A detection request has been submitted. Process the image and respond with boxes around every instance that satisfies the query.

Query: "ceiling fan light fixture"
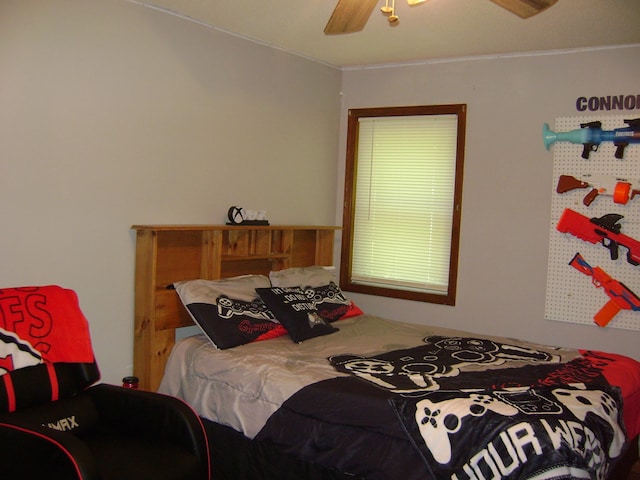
[381,0,399,24]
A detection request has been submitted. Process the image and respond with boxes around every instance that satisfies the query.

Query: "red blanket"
[585,349,640,440]
[0,286,97,411]
[0,286,94,370]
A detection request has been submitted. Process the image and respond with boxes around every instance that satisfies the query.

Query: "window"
[340,104,466,305]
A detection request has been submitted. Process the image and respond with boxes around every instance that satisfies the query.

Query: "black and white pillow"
[174,275,286,350]
[256,286,338,343]
[269,266,364,322]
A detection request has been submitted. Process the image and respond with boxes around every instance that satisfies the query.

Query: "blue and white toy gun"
[543,119,640,159]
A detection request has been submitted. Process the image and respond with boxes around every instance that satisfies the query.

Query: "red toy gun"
[556,174,640,206]
[557,208,640,265]
[569,252,640,327]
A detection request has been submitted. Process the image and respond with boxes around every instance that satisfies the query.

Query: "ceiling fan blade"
[324,0,380,35]
[407,0,428,5]
[489,0,558,18]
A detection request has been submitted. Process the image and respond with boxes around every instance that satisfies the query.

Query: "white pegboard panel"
[545,115,640,331]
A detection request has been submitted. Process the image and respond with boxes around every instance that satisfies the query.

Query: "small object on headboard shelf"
[227,206,270,225]
[131,224,340,391]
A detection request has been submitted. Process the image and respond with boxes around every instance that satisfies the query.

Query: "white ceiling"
[131,0,640,68]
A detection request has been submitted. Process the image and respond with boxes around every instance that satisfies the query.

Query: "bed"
[132,225,640,480]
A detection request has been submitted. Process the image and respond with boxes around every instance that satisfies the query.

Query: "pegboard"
[545,115,640,331]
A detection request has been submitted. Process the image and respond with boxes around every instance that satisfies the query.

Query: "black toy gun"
[543,118,640,159]
[556,208,640,265]
[556,174,640,206]
[569,252,640,327]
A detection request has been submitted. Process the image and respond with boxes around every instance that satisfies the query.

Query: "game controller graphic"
[423,336,560,369]
[494,388,562,415]
[302,282,348,306]
[551,387,625,458]
[415,393,519,464]
[330,335,562,395]
[216,295,275,320]
[331,355,438,393]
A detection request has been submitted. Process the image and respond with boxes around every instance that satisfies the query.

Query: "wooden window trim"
[339,104,466,305]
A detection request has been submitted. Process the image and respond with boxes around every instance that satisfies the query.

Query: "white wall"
[338,46,640,360]
[0,0,342,384]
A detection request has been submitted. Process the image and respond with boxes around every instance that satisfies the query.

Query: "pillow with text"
[174,275,286,349]
[256,286,338,343]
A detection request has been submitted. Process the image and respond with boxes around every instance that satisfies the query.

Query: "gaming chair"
[0,285,210,479]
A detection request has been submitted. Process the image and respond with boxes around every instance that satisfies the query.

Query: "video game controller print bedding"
[330,336,628,480]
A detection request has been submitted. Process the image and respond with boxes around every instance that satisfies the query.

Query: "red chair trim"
[46,362,59,402]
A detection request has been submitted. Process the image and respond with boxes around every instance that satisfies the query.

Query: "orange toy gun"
[557,208,640,265]
[569,252,640,327]
[556,174,640,206]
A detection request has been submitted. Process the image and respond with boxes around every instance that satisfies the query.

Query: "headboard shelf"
[132,224,340,391]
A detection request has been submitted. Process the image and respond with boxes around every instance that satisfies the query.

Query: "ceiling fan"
[324,0,558,34]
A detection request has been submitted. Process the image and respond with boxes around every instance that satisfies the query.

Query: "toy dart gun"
[556,208,640,265]
[569,252,640,327]
[556,174,640,206]
[543,118,640,159]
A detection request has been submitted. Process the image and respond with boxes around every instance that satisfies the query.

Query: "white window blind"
[352,114,458,294]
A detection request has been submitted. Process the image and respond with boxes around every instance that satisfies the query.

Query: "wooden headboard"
[132,225,339,391]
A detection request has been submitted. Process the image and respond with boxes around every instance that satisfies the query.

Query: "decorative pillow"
[269,266,364,322]
[269,266,336,288]
[298,282,364,323]
[255,287,338,343]
[174,276,287,350]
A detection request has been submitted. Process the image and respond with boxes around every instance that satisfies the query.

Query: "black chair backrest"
[0,361,100,412]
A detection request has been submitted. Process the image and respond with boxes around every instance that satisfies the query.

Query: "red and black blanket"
[257,335,638,480]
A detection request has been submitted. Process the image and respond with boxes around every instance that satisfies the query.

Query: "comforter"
[159,315,640,480]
